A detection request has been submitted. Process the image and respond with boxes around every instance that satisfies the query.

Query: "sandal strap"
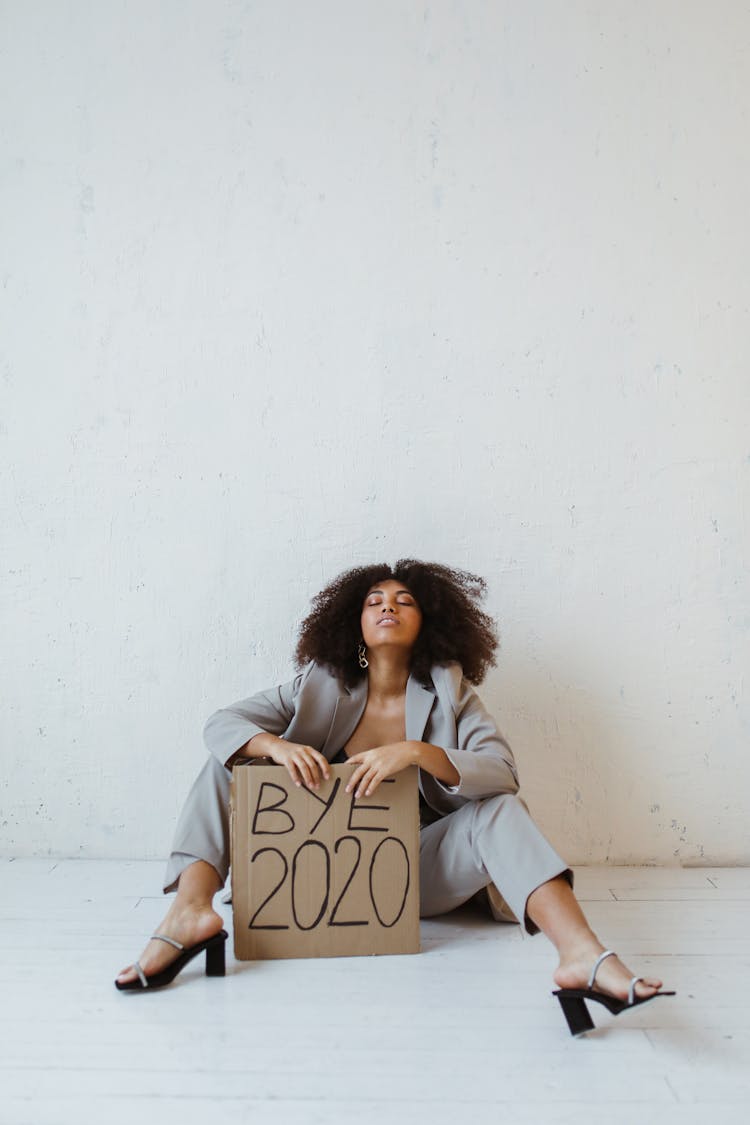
[588,949,616,989]
[628,976,644,1006]
[150,933,185,951]
[134,961,148,989]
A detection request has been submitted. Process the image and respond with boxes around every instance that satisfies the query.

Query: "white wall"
[2,0,748,865]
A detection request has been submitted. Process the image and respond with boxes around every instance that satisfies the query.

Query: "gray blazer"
[203,661,520,819]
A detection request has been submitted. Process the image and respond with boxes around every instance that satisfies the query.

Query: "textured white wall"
[2,1,748,865]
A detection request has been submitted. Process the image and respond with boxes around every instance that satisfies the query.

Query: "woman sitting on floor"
[116,559,672,1034]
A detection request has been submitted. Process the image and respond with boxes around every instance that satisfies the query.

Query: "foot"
[553,941,663,1003]
[116,903,224,987]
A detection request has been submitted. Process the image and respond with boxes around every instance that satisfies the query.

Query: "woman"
[116,560,672,1034]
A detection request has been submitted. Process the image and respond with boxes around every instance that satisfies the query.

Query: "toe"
[634,976,662,998]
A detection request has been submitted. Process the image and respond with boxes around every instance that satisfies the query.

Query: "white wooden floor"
[1,861,749,1125]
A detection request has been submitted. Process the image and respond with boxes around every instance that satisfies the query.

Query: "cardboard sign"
[230,763,421,960]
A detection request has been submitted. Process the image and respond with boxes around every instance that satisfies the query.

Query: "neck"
[364,649,411,701]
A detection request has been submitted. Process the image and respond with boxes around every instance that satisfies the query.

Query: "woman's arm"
[233,730,330,791]
[203,664,314,767]
[414,742,460,788]
[429,670,519,801]
[346,740,458,798]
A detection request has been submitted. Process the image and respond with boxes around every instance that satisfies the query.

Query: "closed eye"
[366,597,415,607]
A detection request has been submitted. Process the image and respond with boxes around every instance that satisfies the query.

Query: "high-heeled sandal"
[115,929,228,991]
[552,949,676,1035]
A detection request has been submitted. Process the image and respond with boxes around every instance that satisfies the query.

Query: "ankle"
[171,896,218,917]
[557,929,602,965]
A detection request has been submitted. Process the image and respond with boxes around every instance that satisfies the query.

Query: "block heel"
[555,994,595,1036]
[205,933,226,976]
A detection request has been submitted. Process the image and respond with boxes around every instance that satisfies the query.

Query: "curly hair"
[294,559,499,688]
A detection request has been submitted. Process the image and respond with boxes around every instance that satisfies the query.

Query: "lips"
[377,618,399,626]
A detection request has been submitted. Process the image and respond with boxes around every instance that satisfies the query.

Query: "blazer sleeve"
[437,675,520,801]
[203,663,313,768]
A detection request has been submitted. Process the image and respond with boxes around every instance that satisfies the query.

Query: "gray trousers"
[164,757,571,935]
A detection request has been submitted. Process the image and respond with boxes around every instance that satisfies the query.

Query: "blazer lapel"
[321,678,368,757]
[405,674,436,742]
[321,672,436,757]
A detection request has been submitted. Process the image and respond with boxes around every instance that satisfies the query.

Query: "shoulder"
[429,661,472,707]
[295,659,344,698]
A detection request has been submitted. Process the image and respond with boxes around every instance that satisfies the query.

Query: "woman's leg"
[420,794,662,1000]
[419,793,569,929]
[116,860,224,986]
[116,755,232,986]
[526,874,662,1001]
[163,755,234,892]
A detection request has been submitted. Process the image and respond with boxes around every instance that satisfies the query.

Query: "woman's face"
[360,578,423,654]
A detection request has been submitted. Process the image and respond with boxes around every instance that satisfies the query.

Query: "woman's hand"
[266,738,331,790]
[345,741,420,798]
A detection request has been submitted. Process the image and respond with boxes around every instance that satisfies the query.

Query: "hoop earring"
[357,642,369,669]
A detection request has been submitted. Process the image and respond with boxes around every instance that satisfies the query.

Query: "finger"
[346,764,367,793]
[345,765,364,793]
[286,760,303,788]
[310,750,330,780]
[356,767,379,798]
[363,770,383,797]
[299,752,319,788]
[307,749,328,783]
[295,753,317,789]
